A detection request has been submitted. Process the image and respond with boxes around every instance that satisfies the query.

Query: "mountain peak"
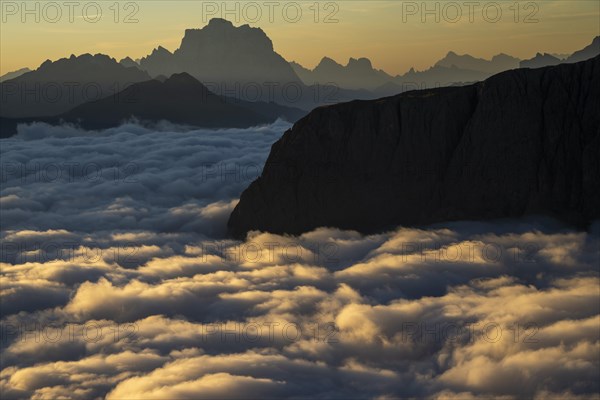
[207,17,233,26]
[565,36,600,63]
[139,18,299,89]
[153,46,172,55]
[316,57,342,69]
[179,18,274,54]
[165,71,202,85]
[347,57,373,70]
[162,72,215,95]
[119,57,139,68]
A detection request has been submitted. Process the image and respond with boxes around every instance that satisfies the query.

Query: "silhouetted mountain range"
[567,36,600,63]
[291,57,393,91]
[0,73,306,136]
[119,57,140,69]
[138,18,374,109]
[1,20,598,136]
[0,54,151,118]
[292,36,598,94]
[140,18,299,86]
[520,37,599,69]
[520,53,562,69]
[292,55,494,95]
[0,67,31,82]
[228,56,600,238]
[434,51,520,74]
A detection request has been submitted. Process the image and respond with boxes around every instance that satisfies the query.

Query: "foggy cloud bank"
[1,123,598,399]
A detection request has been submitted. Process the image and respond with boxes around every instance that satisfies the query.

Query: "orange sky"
[1,0,599,75]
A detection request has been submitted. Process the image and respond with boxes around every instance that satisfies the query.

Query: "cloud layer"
[1,123,599,399]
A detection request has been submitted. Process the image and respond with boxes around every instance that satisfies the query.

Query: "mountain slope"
[228,56,600,238]
[60,72,268,129]
[435,51,520,74]
[294,57,393,90]
[520,53,562,69]
[0,67,31,82]
[566,36,600,63]
[0,73,306,136]
[0,54,151,118]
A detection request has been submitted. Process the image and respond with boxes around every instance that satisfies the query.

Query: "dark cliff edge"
[228,56,600,238]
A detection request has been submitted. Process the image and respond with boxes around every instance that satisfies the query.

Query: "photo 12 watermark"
[400,1,540,23]
[200,1,340,24]
[1,1,141,23]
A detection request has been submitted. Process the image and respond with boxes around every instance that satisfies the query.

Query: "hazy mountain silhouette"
[137,19,379,110]
[2,24,597,124]
[119,57,140,69]
[0,73,306,136]
[520,53,562,69]
[292,57,393,90]
[434,51,520,74]
[518,37,599,69]
[0,67,31,82]
[0,54,151,118]
[139,46,175,77]
[289,61,312,84]
[132,20,599,106]
[292,52,520,93]
[566,36,600,63]
[372,81,405,97]
[140,18,300,85]
[291,37,597,95]
[292,52,522,94]
[228,56,600,238]
[392,65,489,91]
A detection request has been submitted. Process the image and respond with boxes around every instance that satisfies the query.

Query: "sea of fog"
[1,122,599,399]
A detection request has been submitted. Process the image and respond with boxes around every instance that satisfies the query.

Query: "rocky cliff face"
[228,56,600,238]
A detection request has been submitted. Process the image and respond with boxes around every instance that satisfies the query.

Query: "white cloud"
[1,123,598,399]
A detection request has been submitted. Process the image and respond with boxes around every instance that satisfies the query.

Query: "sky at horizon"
[1,0,599,75]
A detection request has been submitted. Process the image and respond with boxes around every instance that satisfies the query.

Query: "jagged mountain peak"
[152,46,172,55]
[347,57,373,70]
[207,17,233,26]
[180,17,274,52]
[316,56,342,68]
[37,53,120,72]
[164,71,209,88]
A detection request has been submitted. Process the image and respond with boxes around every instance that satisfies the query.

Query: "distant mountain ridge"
[140,18,300,85]
[137,18,376,110]
[228,56,600,238]
[567,36,600,63]
[0,67,31,82]
[434,51,520,74]
[1,21,598,132]
[292,57,393,91]
[0,73,306,137]
[520,53,562,69]
[292,36,599,94]
[520,37,599,69]
[0,54,151,118]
